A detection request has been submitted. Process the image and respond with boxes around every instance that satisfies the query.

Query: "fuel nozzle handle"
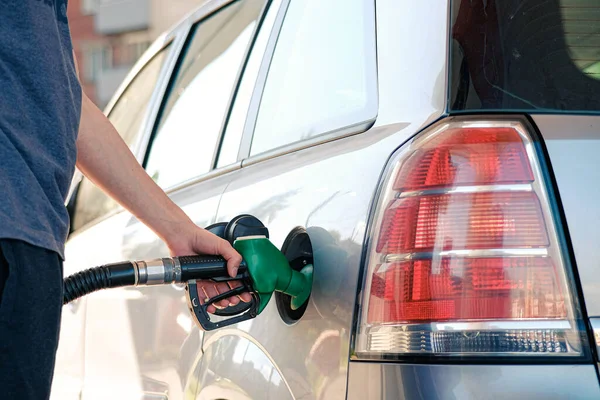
[134,255,247,285]
[177,256,247,281]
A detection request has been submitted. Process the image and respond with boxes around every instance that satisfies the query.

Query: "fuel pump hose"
[62,234,314,331]
[63,255,246,304]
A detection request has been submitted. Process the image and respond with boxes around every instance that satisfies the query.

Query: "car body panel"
[196,333,293,400]
[532,115,600,317]
[347,363,600,399]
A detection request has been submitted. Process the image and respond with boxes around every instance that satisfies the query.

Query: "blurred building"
[68,0,204,108]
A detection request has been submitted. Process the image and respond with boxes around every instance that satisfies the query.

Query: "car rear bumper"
[347,362,600,399]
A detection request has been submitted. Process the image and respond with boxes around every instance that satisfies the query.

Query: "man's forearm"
[76,92,194,243]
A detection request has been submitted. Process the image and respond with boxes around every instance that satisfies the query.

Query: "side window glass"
[217,0,282,168]
[250,0,377,156]
[107,46,171,151]
[72,47,170,232]
[144,0,265,190]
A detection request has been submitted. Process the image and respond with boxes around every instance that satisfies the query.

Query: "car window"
[144,0,266,190]
[450,0,600,112]
[72,46,171,232]
[106,46,171,151]
[217,0,282,168]
[249,0,377,156]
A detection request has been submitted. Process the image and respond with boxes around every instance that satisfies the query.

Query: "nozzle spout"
[285,264,313,310]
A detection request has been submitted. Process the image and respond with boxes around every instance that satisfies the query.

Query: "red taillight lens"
[377,192,549,254]
[368,257,565,324]
[393,127,534,191]
[355,119,582,357]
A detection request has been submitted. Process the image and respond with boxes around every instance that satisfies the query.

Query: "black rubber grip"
[179,255,247,281]
[63,262,135,305]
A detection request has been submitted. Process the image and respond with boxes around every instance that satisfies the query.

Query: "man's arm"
[73,55,249,311]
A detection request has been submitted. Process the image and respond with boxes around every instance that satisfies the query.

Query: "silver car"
[52,0,600,399]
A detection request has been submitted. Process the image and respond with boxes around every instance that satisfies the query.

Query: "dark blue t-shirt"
[0,0,82,259]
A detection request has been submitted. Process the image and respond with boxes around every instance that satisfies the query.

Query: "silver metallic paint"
[347,363,600,399]
[532,115,600,317]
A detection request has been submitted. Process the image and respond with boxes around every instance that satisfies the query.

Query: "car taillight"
[354,118,584,358]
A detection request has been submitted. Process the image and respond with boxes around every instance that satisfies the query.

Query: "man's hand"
[166,224,252,314]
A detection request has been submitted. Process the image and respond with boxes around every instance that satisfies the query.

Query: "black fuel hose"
[63,256,247,305]
[63,262,136,304]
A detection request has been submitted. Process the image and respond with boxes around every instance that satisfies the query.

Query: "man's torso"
[0,0,82,258]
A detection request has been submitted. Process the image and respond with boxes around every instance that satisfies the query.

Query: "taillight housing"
[353,117,585,359]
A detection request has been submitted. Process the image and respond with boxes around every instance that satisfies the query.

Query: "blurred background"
[67,0,205,109]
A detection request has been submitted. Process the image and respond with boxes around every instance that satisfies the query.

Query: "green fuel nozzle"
[234,236,313,313]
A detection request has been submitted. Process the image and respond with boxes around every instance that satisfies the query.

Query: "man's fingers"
[197,277,253,314]
[198,281,244,312]
[239,292,252,302]
[214,282,234,307]
[227,281,252,303]
[218,239,243,278]
[216,281,241,306]
[201,282,229,309]
[206,304,217,313]
[200,283,219,302]
[226,256,242,278]
[227,281,250,304]
[198,284,217,313]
